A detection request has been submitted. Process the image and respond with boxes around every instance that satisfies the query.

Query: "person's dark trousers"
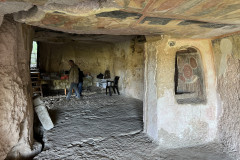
[75,82,83,96]
[67,82,80,100]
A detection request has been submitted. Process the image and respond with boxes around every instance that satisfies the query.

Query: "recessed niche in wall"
[174,47,206,104]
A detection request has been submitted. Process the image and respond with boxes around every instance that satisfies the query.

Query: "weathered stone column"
[143,36,161,141]
[0,17,34,159]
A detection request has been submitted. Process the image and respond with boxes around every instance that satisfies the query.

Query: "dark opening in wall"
[174,47,206,104]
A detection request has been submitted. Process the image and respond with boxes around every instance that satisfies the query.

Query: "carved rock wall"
[212,36,240,160]
[38,41,114,81]
[113,38,145,100]
[0,17,34,159]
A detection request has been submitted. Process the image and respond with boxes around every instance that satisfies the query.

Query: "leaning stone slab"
[33,97,54,130]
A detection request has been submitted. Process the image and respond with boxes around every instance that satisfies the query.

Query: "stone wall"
[144,36,219,148]
[212,36,240,159]
[113,39,144,100]
[0,17,34,159]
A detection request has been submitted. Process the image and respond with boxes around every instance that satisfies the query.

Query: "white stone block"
[33,97,44,107]
[35,105,54,130]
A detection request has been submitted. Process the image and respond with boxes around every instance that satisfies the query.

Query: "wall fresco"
[175,48,206,104]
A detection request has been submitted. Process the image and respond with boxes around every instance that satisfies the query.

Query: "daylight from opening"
[31,41,37,68]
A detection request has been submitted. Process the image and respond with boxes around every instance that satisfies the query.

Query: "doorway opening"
[30,41,38,69]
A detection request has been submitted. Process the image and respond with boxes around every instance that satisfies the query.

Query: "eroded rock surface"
[0,17,36,159]
[212,35,240,160]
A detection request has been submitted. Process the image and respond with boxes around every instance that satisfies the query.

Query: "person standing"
[66,60,80,100]
[75,68,84,96]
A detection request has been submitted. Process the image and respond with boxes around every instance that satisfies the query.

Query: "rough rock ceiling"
[34,27,136,44]
[2,0,240,38]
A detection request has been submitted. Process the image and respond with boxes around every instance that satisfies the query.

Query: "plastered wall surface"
[212,36,240,159]
[39,42,114,81]
[113,39,144,100]
[144,36,219,148]
[0,17,34,159]
[143,39,158,140]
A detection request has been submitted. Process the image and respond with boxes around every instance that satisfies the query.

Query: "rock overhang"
[2,0,240,38]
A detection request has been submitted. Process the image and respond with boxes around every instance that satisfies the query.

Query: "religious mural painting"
[175,47,206,104]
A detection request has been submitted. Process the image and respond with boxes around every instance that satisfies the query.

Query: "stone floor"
[34,93,233,160]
